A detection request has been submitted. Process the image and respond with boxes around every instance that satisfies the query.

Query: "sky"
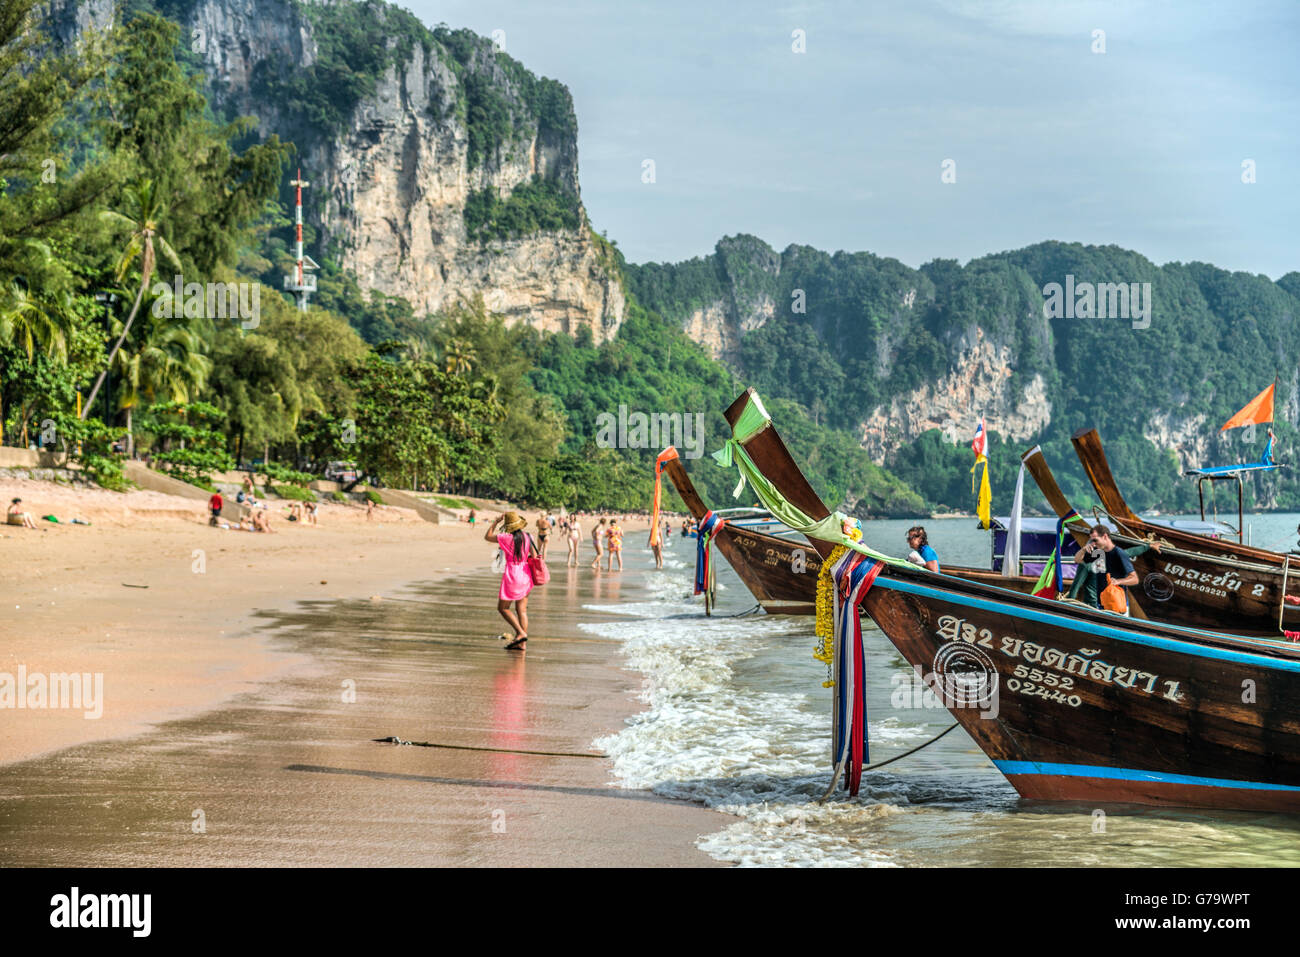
[409,0,1300,277]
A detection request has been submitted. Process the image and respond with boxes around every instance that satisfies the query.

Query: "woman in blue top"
[906,526,940,572]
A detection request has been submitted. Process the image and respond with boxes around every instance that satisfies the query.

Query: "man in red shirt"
[208,492,223,526]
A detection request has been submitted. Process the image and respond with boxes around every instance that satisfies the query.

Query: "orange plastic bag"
[1100,575,1128,614]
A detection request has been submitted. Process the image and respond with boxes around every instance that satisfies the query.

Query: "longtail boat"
[660,446,821,614]
[660,447,1040,616]
[1065,428,1300,634]
[720,387,1300,812]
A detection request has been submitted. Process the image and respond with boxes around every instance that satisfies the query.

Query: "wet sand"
[0,482,725,865]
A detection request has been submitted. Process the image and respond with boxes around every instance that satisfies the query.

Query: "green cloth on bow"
[713,392,909,569]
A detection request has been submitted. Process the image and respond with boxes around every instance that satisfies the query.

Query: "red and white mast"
[283,167,317,311]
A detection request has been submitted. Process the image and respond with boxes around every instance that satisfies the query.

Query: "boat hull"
[864,569,1300,812]
[713,523,820,615]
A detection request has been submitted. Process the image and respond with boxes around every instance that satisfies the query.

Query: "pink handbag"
[526,535,550,585]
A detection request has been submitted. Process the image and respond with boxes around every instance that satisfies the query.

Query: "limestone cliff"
[53,0,625,341]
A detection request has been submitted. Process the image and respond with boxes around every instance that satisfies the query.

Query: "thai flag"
[971,417,987,458]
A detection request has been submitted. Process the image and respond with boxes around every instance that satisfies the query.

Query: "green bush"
[259,462,314,487]
[364,490,384,505]
[331,490,347,502]
[273,484,317,501]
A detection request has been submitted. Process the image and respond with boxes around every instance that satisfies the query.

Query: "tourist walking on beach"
[487,512,533,649]
[536,512,551,560]
[607,519,624,571]
[590,517,606,569]
[567,517,582,567]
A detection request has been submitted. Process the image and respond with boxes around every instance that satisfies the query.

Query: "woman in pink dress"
[486,511,534,650]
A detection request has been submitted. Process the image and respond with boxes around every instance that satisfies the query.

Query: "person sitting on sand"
[487,512,534,650]
[252,509,273,533]
[7,498,37,529]
[606,520,623,572]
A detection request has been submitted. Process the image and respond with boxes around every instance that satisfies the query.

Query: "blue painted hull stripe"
[994,761,1300,792]
[874,575,1300,673]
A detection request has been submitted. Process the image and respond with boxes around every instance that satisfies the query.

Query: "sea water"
[590,517,1300,866]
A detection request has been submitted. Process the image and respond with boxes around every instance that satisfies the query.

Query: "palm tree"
[81,179,182,421]
[443,337,475,376]
[0,282,69,444]
[115,313,211,456]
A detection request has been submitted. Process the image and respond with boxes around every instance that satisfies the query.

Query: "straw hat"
[501,511,527,533]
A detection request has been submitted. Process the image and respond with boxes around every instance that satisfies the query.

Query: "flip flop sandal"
[505,635,528,650]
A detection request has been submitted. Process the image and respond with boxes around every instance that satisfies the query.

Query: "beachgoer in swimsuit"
[591,517,606,569]
[607,521,623,571]
[536,513,551,560]
[7,498,37,529]
[567,518,581,567]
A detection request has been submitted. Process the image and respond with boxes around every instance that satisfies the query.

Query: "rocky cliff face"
[859,331,1051,464]
[55,0,625,341]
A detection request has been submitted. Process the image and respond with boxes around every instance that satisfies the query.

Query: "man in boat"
[1071,524,1141,612]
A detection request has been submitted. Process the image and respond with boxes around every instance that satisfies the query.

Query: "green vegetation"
[364,490,384,505]
[140,401,234,488]
[268,483,316,502]
[433,495,476,509]
[464,176,581,242]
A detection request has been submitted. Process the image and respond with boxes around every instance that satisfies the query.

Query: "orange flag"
[650,447,678,546]
[1220,384,1275,431]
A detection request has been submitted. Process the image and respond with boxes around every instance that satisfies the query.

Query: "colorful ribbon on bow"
[829,547,883,797]
[694,510,726,595]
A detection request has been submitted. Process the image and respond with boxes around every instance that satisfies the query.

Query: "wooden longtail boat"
[724,388,1300,812]
[661,448,1039,616]
[662,449,820,614]
[1060,429,1300,634]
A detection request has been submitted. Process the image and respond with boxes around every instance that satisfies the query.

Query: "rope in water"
[818,722,961,803]
[375,736,607,759]
[722,602,764,618]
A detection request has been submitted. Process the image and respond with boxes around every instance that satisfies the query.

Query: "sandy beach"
[0,479,725,865]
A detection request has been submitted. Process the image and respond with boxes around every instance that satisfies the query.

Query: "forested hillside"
[628,236,1300,515]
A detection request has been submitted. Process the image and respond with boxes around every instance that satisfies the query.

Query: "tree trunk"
[126,407,134,458]
[82,251,152,419]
